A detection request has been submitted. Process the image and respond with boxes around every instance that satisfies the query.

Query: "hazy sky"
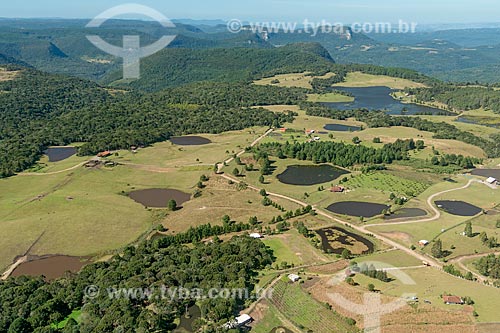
[2,0,500,24]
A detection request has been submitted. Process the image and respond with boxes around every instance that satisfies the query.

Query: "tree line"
[254,139,428,168]
[301,103,500,158]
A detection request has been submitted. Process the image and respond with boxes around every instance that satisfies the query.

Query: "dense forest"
[103,43,335,91]
[302,104,500,158]
[159,82,308,108]
[406,84,500,114]
[0,233,273,332]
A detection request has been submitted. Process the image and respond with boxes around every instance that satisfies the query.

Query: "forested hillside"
[407,84,500,114]
[0,68,297,177]
[103,43,336,91]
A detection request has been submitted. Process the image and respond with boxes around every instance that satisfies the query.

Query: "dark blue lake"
[322,86,453,116]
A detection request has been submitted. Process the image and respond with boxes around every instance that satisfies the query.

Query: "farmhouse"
[330,186,345,193]
[486,177,497,185]
[97,151,112,158]
[443,295,464,305]
[288,274,300,282]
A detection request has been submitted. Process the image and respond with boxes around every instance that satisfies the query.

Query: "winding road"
[218,127,498,275]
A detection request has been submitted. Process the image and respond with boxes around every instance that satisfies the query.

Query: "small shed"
[486,177,497,184]
[249,233,262,239]
[418,240,429,246]
[235,314,253,326]
[288,274,300,282]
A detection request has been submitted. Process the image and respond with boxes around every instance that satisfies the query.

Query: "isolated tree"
[259,175,265,184]
[345,277,356,286]
[352,136,361,144]
[464,222,473,238]
[248,216,258,225]
[259,189,268,197]
[368,284,375,292]
[480,232,488,244]
[167,199,177,211]
[373,137,382,144]
[431,239,443,258]
[341,249,351,259]
[222,215,231,226]
[232,168,240,177]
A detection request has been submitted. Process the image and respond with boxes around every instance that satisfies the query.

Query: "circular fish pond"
[326,201,390,218]
[384,208,428,220]
[11,255,89,280]
[324,124,361,132]
[435,200,482,216]
[44,147,77,162]
[170,136,212,146]
[129,189,191,208]
[277,164,349,186]
[316,227,374,254]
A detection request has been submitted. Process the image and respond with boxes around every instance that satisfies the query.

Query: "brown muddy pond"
[11,255,89,280]
[316,227,374,254]
[129,189,191,208]
[326,201,390,218]
[170,136,212,146]
[384,208,428,220]
[435,200,482,216]
[44,147,77,162]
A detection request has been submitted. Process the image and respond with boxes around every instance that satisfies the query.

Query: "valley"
[0,14,499,333]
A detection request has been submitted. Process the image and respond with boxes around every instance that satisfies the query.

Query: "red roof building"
[97,151,112,158]
[330,186,345,193]
[443,295,464,305]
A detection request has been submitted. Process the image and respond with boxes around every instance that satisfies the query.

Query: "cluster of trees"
[475,254,500,280]
[358,264,391,282]
[0,233,273,332]
[302,104,500,158]
[443,264,475,281]
[254,138,422,168]
[479,232,498,249]
[406,84,500,114]
[429,153,480,169]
